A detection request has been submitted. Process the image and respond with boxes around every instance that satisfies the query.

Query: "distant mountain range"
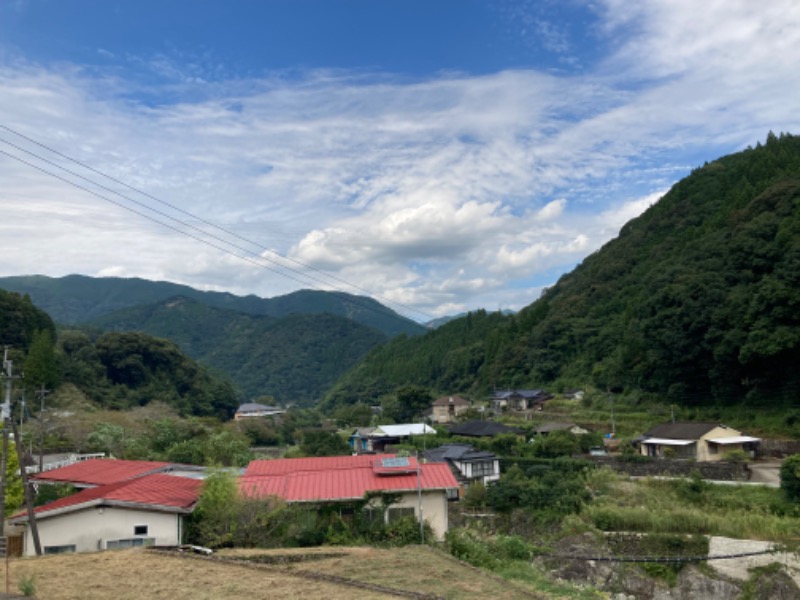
[0,274,426,337]
[0,274,425,404]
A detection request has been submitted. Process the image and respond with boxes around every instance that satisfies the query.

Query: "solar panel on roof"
[381,457,410,468]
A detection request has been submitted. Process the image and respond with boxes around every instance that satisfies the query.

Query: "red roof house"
[10,474,202,556]
[32,458,173,488]
[240,454,459,540]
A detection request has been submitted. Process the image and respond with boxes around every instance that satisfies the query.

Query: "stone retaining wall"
[758,439,800,458]
[592,456,749,480]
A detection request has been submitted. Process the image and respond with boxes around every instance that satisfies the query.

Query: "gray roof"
[643,422,734,440]
[424,443,497,463]
[236,403,282,413]
[491,389,547,399]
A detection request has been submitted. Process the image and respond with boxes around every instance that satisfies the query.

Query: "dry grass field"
[5,546,549,600]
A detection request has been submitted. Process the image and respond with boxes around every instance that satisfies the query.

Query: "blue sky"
[1,0,799,321]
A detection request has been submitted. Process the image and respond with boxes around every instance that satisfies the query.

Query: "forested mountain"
[59,330,239,418]
[0,291,237,418]
[0,274,425,337]
[326,133,800,410]
[86,296,387,404]
[0,289,56,354]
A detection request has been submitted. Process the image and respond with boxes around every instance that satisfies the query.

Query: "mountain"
[325,132,800,409]
[0,288,56,354]
[85,296,387,404]
[0,274,426,338]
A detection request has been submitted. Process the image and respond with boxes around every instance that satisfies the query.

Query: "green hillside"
[0,288,56,354]
[86,296,387,404]
[0,274,425,337]
[327,132,800,409]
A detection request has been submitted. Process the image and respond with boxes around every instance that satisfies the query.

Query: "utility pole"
[0,347,19,537]
[36,386,49,474]
[11,419,41,555]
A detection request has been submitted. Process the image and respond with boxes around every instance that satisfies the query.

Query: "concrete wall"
[23,507,182,557]
[388,491,449,541]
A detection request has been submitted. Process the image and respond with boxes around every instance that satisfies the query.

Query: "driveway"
[748,460,782,487]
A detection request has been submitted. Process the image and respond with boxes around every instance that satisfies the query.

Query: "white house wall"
[392,491,449,541]
[23,507,181,557]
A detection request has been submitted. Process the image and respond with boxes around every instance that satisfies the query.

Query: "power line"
[0,146,429,326]
[0,125,437,324]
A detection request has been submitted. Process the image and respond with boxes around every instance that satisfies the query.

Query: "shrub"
[780,454,800,502]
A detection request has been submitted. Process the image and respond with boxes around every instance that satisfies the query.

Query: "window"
[44,545,76,555]
[470,461,495,478]
[387,507,415,523]
[134,525,148,536]
[106,537,155,550]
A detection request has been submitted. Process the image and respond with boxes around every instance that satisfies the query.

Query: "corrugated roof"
[372,423,435,437]
[240,455,458,502]
[244,454,382,477]
[11,474,202,523]
[32,458,172,487]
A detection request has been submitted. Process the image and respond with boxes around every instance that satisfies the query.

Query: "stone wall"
[758,439,800,458]
[592,456,749,480]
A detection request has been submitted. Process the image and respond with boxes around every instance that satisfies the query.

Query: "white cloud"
[1,1,799,318]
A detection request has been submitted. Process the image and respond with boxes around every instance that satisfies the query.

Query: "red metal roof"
[32,458,171,487]
[12,474,202,522]
[240,454,458,502]
[244,454,383,477]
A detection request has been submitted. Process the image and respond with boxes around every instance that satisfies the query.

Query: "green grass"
[584,476,800,542]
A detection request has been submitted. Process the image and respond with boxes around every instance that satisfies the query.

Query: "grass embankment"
[583,469,800,542]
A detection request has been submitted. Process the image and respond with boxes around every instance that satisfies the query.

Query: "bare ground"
[5,546,548,600]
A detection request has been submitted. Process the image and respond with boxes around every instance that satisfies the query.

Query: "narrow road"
[748,460,782,487]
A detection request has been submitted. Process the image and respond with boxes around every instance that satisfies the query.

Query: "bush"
[780,454,800,502]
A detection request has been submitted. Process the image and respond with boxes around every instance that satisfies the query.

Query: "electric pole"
[36,386,49,473]
[0,347,19,537]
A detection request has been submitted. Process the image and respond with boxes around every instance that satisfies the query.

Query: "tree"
[299,430,350,457]
[23,329,59,391]
[4,441,24,516]
[190,469,239,547]
[780,454,800,501]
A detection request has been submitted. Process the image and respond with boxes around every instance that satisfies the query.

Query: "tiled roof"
[240,454,458,502]
[425,444,497,463]
[32,458,172,487]
[11,474,202,523]
[431,395,469,407]
[643,422,732,440]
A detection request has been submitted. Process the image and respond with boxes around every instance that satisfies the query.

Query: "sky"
[0,1,798,323]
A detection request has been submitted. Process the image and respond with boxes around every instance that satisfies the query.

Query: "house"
[348,427,376,453]
[491,389,552,411]
[430,395,470,424]
[32,458,205,489]
[424,443,500,488]
[9,474,202,556]
[448,420,523,438]
[534,422,589,436]
[563,389,585,401]
[234,403,285,420]
[240,454,459,541]
[351,423,436,453]
[639,422,760,461]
